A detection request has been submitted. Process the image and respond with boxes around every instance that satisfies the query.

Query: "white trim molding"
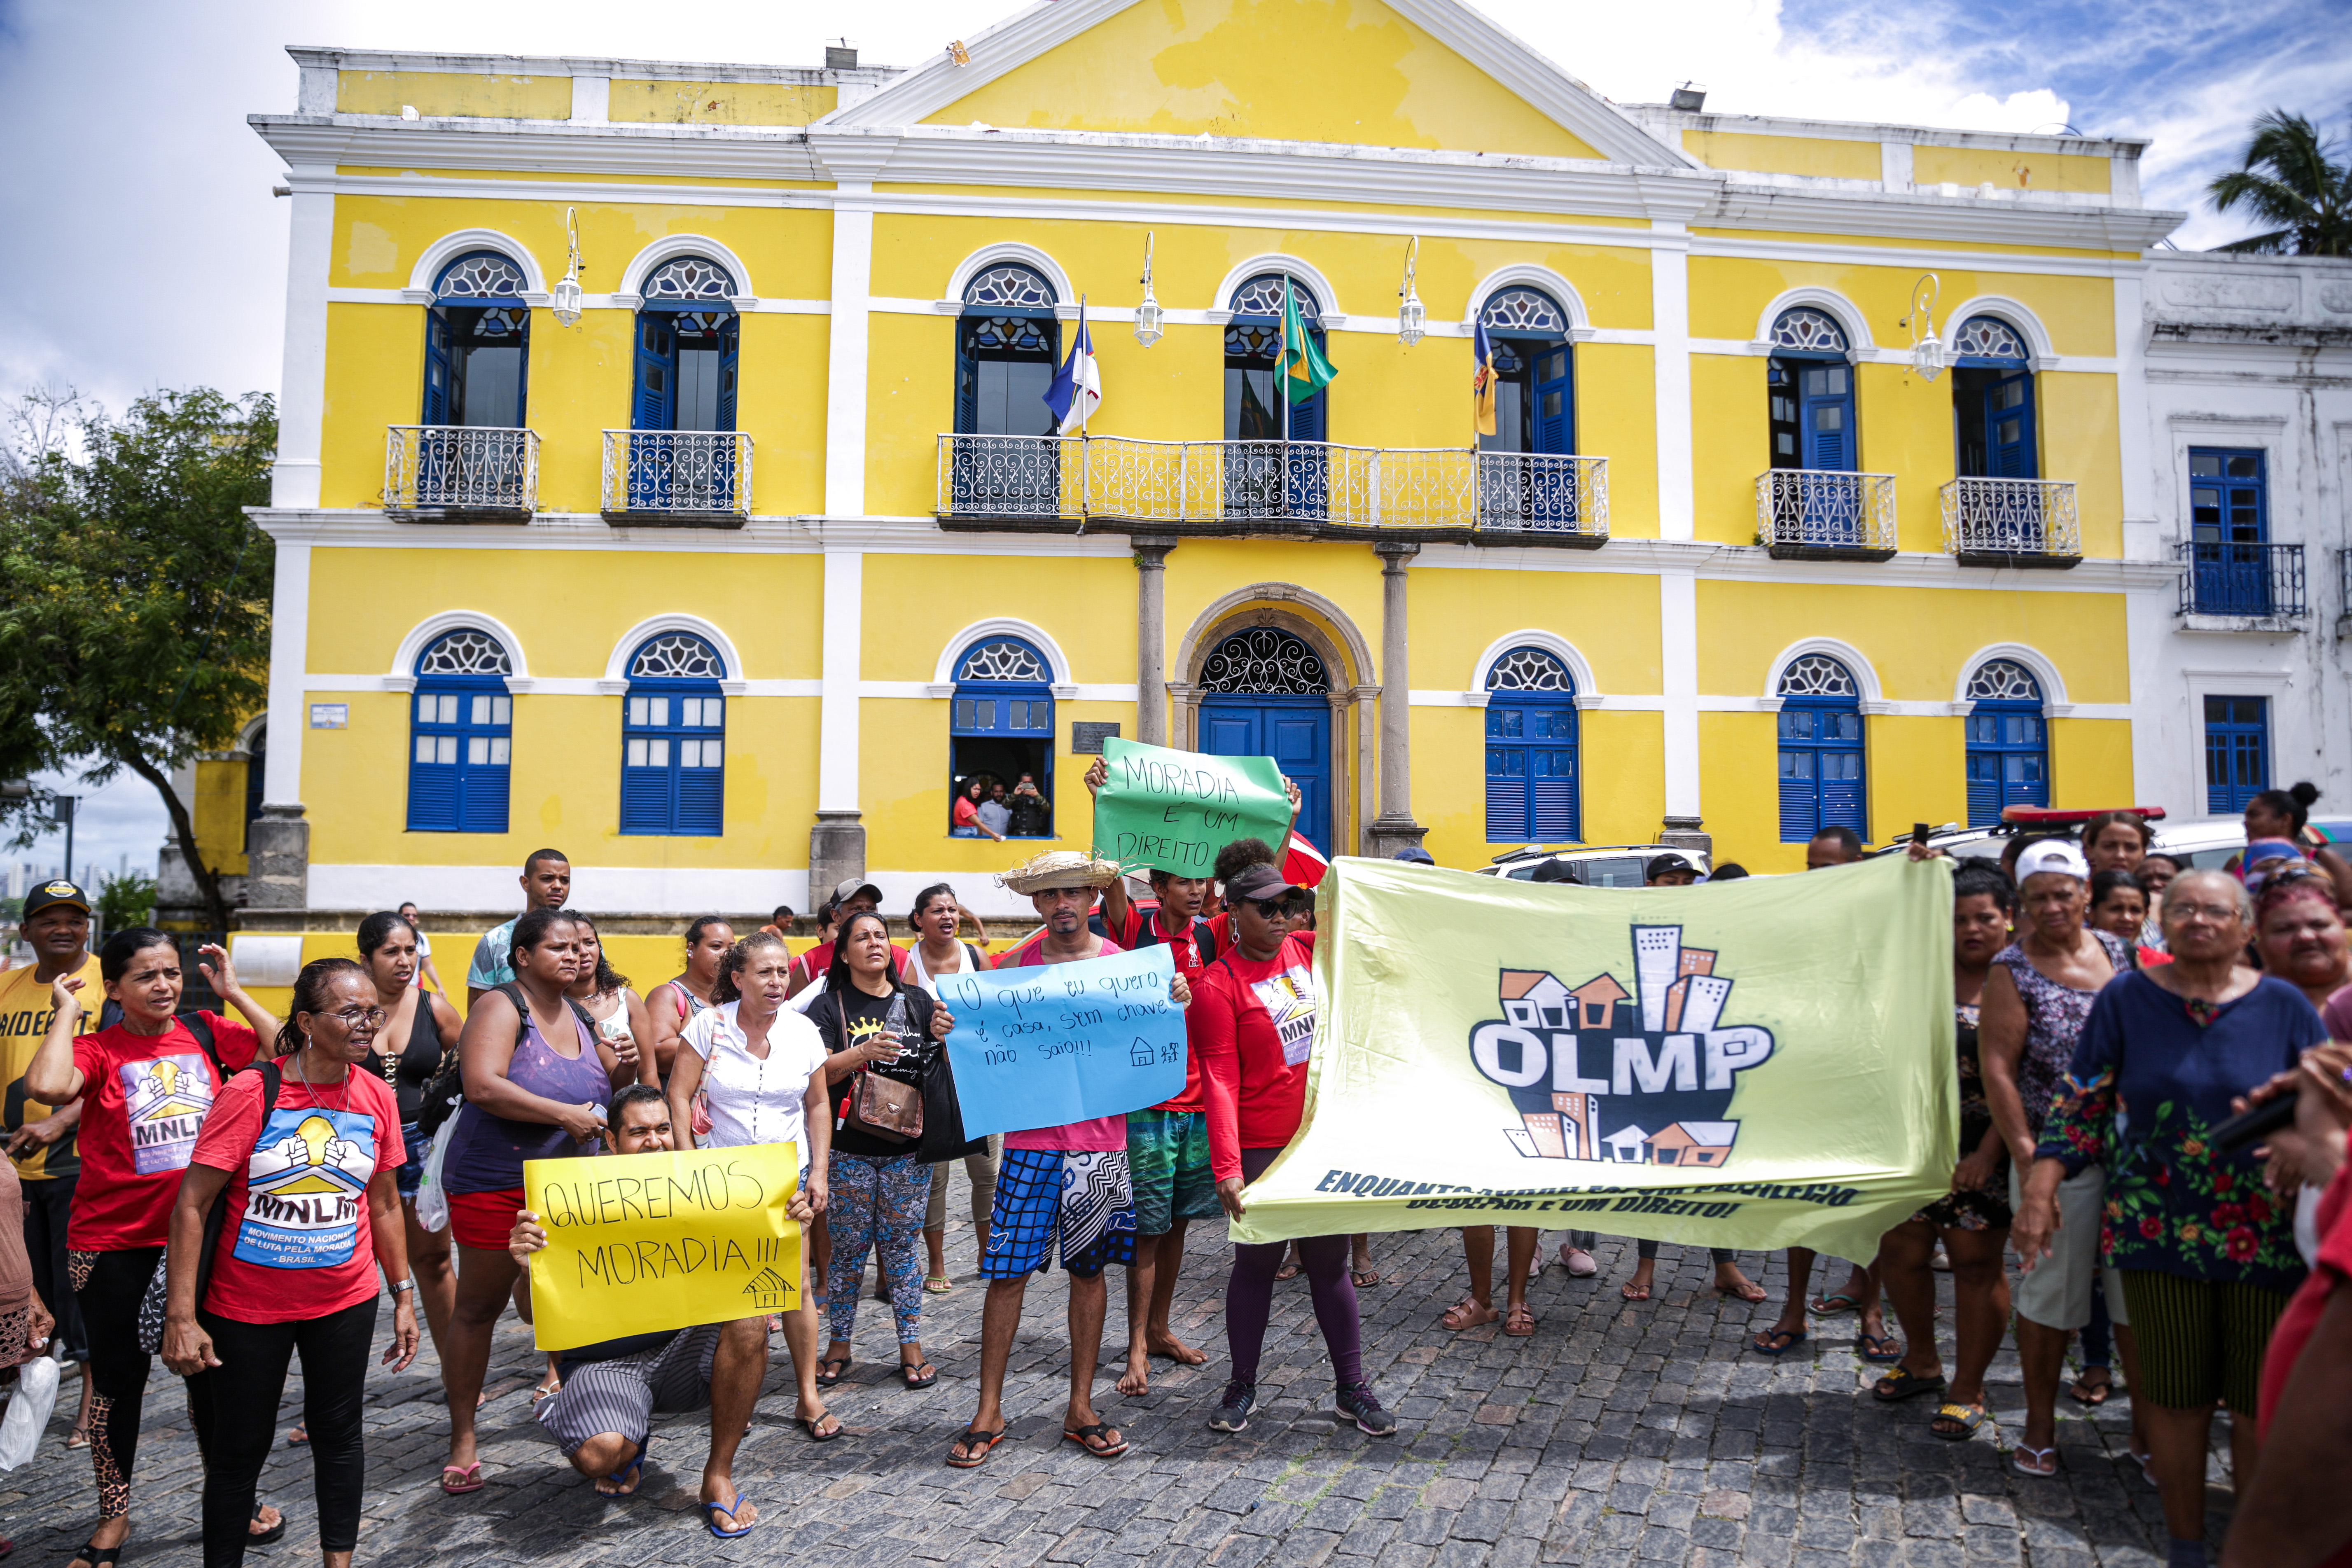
[1468,629,1601,706]
[1763,636,1886,709]
[1949,642,2074,716]
[933,618,1076,687]
[612,234,760,308]
[599,614,750,697]
[385,610,535,695]
[944,243,1078,312]
[1210,255,1346,327]
[404,228,550,301]
[1939,294,2060,369]
[1752,286,1877,360]
[1464,265,1593,336]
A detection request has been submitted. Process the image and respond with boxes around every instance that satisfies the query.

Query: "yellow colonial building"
[228,0,2182,935]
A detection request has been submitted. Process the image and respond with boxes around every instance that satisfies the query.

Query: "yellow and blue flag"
[1279,280,1336,405]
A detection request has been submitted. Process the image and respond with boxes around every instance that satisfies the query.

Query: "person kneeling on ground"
[508,1084,808,1539]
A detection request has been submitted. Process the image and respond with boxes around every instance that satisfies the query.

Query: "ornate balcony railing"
[2177,540,2306,620]
[934,435,1606,543]
[1755,469,1898,560]
[384,426,538,519]
[1940,478,2082,567]
[601,431,752,524]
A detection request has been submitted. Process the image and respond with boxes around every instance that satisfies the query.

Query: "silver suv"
[1478,843,1715,888]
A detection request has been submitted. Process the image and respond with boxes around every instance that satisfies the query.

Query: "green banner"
[1092,737,1292,876]
[1231,853,1956,1258]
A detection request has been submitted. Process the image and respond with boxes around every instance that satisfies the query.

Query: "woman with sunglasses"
[24,932,285,1568]
[1199,865,1393,1439]
[163,958,419,1568]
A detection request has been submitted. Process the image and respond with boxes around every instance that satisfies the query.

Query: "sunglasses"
[1248,895,1313,918]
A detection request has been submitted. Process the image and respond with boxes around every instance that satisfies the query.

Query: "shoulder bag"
[832,993,923,1144]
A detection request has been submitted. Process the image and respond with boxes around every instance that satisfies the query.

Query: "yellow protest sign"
[522,1143,802,1352]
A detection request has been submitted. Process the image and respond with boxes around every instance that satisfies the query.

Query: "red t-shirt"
[1196,934,1321,1184]
[996,934,1129,1152]
[2256,1158,2352,1566]
[953,796,979,828]
[192,1063,404,1325]
[69,1014,261,1250]
[1114,907,1218,1113]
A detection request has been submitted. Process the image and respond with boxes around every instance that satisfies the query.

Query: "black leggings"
[187,1299,378,1568]
[70,1246,168,1521]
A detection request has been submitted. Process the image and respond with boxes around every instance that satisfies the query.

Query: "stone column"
[245,804,311,911]
[1133,537,1177,746]
[1365,542,1427,858]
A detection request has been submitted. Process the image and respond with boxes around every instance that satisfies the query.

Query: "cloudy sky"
[0,0,2340,893]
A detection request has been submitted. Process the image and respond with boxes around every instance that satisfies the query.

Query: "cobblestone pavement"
[0,1225,2228,1566]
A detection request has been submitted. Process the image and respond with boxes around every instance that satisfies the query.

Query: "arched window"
[950,637,1055,838]
[1766,307,1853,473]
[1477,289,1574,456]
[1952,315,2036,479]
[1483,648,1579,843]
[633,257,740,433]
[408,629,513,833]
[1199,626,1333,853]
[1964,659,2047,825]
[620,633,725,836]
[955,265,1059,437]
[1224,274,1328,518]
[1775,654,1865,842]
[423,252,530,428]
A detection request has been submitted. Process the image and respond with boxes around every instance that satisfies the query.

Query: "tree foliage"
[0,388,276,930]
[2208,109,2352,256]
[96,869,159,930]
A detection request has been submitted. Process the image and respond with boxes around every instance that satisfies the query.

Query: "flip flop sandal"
[2131,1449,2157,1486]
[1350,1269,1382,1288]
[1716,1281,1769,1303]
[2011,1444,2059,1478]
[286,1424,309,1445]
[531,1380,562,1404]
[248,1506,287,1545]
[901,1362,938,1390]
[1929,1402,1988,1440]
[1502,1306,1537,1337]
[699,1496,755,1539]
[924,1275,954,1294]
[815,1356,853,1388]
[68,1543,121,1568]
[598,1435,649,1496]
[1857,1332,1904,1364]
[945,1427,1006,1468]
[2067,1370,2114,1407]
[798,1413,843,1443]
[1621,1281,1653,1302]
[1440,1295,1497,1331]
[1062,1423,1129,1459]
[64,1427,90,1451]
[440,1462,485,1496]
[1810,1292,1862,1316]
[1750,1327,1808,1356]
[1871,1367,1946,1403]
[1274,1263,1303,1281]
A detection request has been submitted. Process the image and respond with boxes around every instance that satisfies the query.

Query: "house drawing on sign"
[1602,1124,1650,1163]
[1500,970,1574,1030]
[1649,1121,1738,1166]
[1569,974,1629,1029]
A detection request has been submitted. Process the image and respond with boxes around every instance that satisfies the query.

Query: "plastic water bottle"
[882,993,912,1056]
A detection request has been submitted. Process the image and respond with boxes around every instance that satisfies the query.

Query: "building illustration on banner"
[1467,925,1775,1165]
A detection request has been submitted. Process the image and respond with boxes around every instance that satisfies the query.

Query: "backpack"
[414,984,597,1137]
[135,1049,277,1353]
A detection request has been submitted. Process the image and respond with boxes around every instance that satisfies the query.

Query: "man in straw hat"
[947,852,1192,1469]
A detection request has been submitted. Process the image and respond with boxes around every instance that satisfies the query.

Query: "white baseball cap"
[2014,839,2090,883]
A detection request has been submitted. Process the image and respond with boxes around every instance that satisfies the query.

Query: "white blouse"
[679,1000,831,1153]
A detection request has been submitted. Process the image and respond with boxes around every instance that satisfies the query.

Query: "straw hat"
[997,849,1123,895]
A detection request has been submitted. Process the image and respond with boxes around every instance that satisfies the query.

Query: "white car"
[1478,843,1715,887]
[2153,815,2352,872]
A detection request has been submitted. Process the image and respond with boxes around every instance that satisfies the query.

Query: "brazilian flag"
[1280,282,1337,405]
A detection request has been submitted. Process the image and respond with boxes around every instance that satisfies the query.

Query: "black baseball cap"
[1528,859,1584,885]
[1225,865,1312,904]
[1646,854,1697,881]
[22,879,90,919]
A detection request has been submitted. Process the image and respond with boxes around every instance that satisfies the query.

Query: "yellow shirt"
[0,954,103,1180]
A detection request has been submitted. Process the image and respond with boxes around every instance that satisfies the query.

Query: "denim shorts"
[397,1120,428,1201]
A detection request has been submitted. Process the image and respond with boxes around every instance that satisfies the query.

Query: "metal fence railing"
[1940,477,2082,562]
[2178,540,2306,618]
[384,426,540,517]
[600,430,752,521]
[1755,469,1898,554]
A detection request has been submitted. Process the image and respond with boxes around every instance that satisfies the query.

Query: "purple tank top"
[444,1009,610,1195]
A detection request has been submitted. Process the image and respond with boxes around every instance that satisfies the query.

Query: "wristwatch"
[388,1278,417,1297]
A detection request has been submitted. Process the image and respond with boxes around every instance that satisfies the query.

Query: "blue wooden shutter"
[1289,377,1326,443]
[715,317,739,432]
[2203,696,2269,814]
[1986,372,2034,479]
[422,311,451,425]
[633,315,675,431]
[512,310,531,425]
[1485,706,1526,839]
[1530,714,1578,839]
[1801,365,1853,471]
[408,692,458,832]
[954,335,979,435]
[1531,346,1572,455]
[1965,749,2002,828]
[1776,709,1816,842]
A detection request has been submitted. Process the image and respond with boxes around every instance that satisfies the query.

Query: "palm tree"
[2207,110,2352,255]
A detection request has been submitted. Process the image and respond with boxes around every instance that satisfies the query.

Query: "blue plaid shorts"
[981,1147,1136,1279]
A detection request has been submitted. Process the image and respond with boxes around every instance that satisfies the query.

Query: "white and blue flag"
[1043,301,1101,435]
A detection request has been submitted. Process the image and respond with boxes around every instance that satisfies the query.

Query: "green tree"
[0,388,276,931]
[2208,109,2352,256]
[96,869,159,930]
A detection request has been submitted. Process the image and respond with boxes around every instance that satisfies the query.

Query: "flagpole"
[1280,273,1292,449]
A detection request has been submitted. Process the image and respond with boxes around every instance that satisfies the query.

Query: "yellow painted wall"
[1915,144,2111,195]
[336,70,572,119]
[2050,719,2135,808]
[1855,362,1957,553]
[607,80,836,126]
[862,554,1136,685]
[1687,255,2116,359]
[192,759,250,879]
[2040,372,2123,559]
[923,0,1604,157]
[1681,129,1879,181]
[1691,352,1769,545]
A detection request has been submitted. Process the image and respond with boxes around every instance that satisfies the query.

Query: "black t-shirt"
[806,984,938,1158]
[1007,792,1050,836]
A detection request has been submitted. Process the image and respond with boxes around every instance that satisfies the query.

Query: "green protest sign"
[1093,737,1292,876]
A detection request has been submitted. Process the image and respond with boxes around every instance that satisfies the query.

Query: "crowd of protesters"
[0,775,2349,1568]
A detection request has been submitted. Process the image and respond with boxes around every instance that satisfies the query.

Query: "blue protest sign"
[937,946,1187,1138]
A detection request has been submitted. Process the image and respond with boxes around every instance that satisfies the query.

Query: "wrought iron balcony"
[934,435,1607,545]
[601,431,752,526]
[1755,470,1898,561]
[1940,478,2082,568]
[384,426,539,520]
[2177,540,2307,622]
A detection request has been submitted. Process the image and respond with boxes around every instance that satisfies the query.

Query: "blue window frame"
[955,265,1059,437]
[1766,308,1854,472]
[423,251,530,427]
[1962,659,2047,826]
[2187,449,2273,615]
[632,258,740,432]
[1952,316,2037,480]
[1225,274,1328,517]
[406,629,513,833]
[1483,647,1579,842]
[2204,695,2269,814]
[951,637,1055,837]
[620,633,726,836]
[1775,654,1865,842]
[1476,289,1574,456]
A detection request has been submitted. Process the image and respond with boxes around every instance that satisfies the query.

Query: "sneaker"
[1334,1382,1397,1437]
[1208,1380,1257,1433]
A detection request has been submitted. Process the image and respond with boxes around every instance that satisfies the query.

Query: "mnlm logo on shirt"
[1467,924,1775,1168]
[119,1054,215,1175]
[1250,963,1318,1068]
[234,1108,379,1269]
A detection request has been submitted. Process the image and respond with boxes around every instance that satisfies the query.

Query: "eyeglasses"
[317,1006,388,1028]
[2165,902,2243,925]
